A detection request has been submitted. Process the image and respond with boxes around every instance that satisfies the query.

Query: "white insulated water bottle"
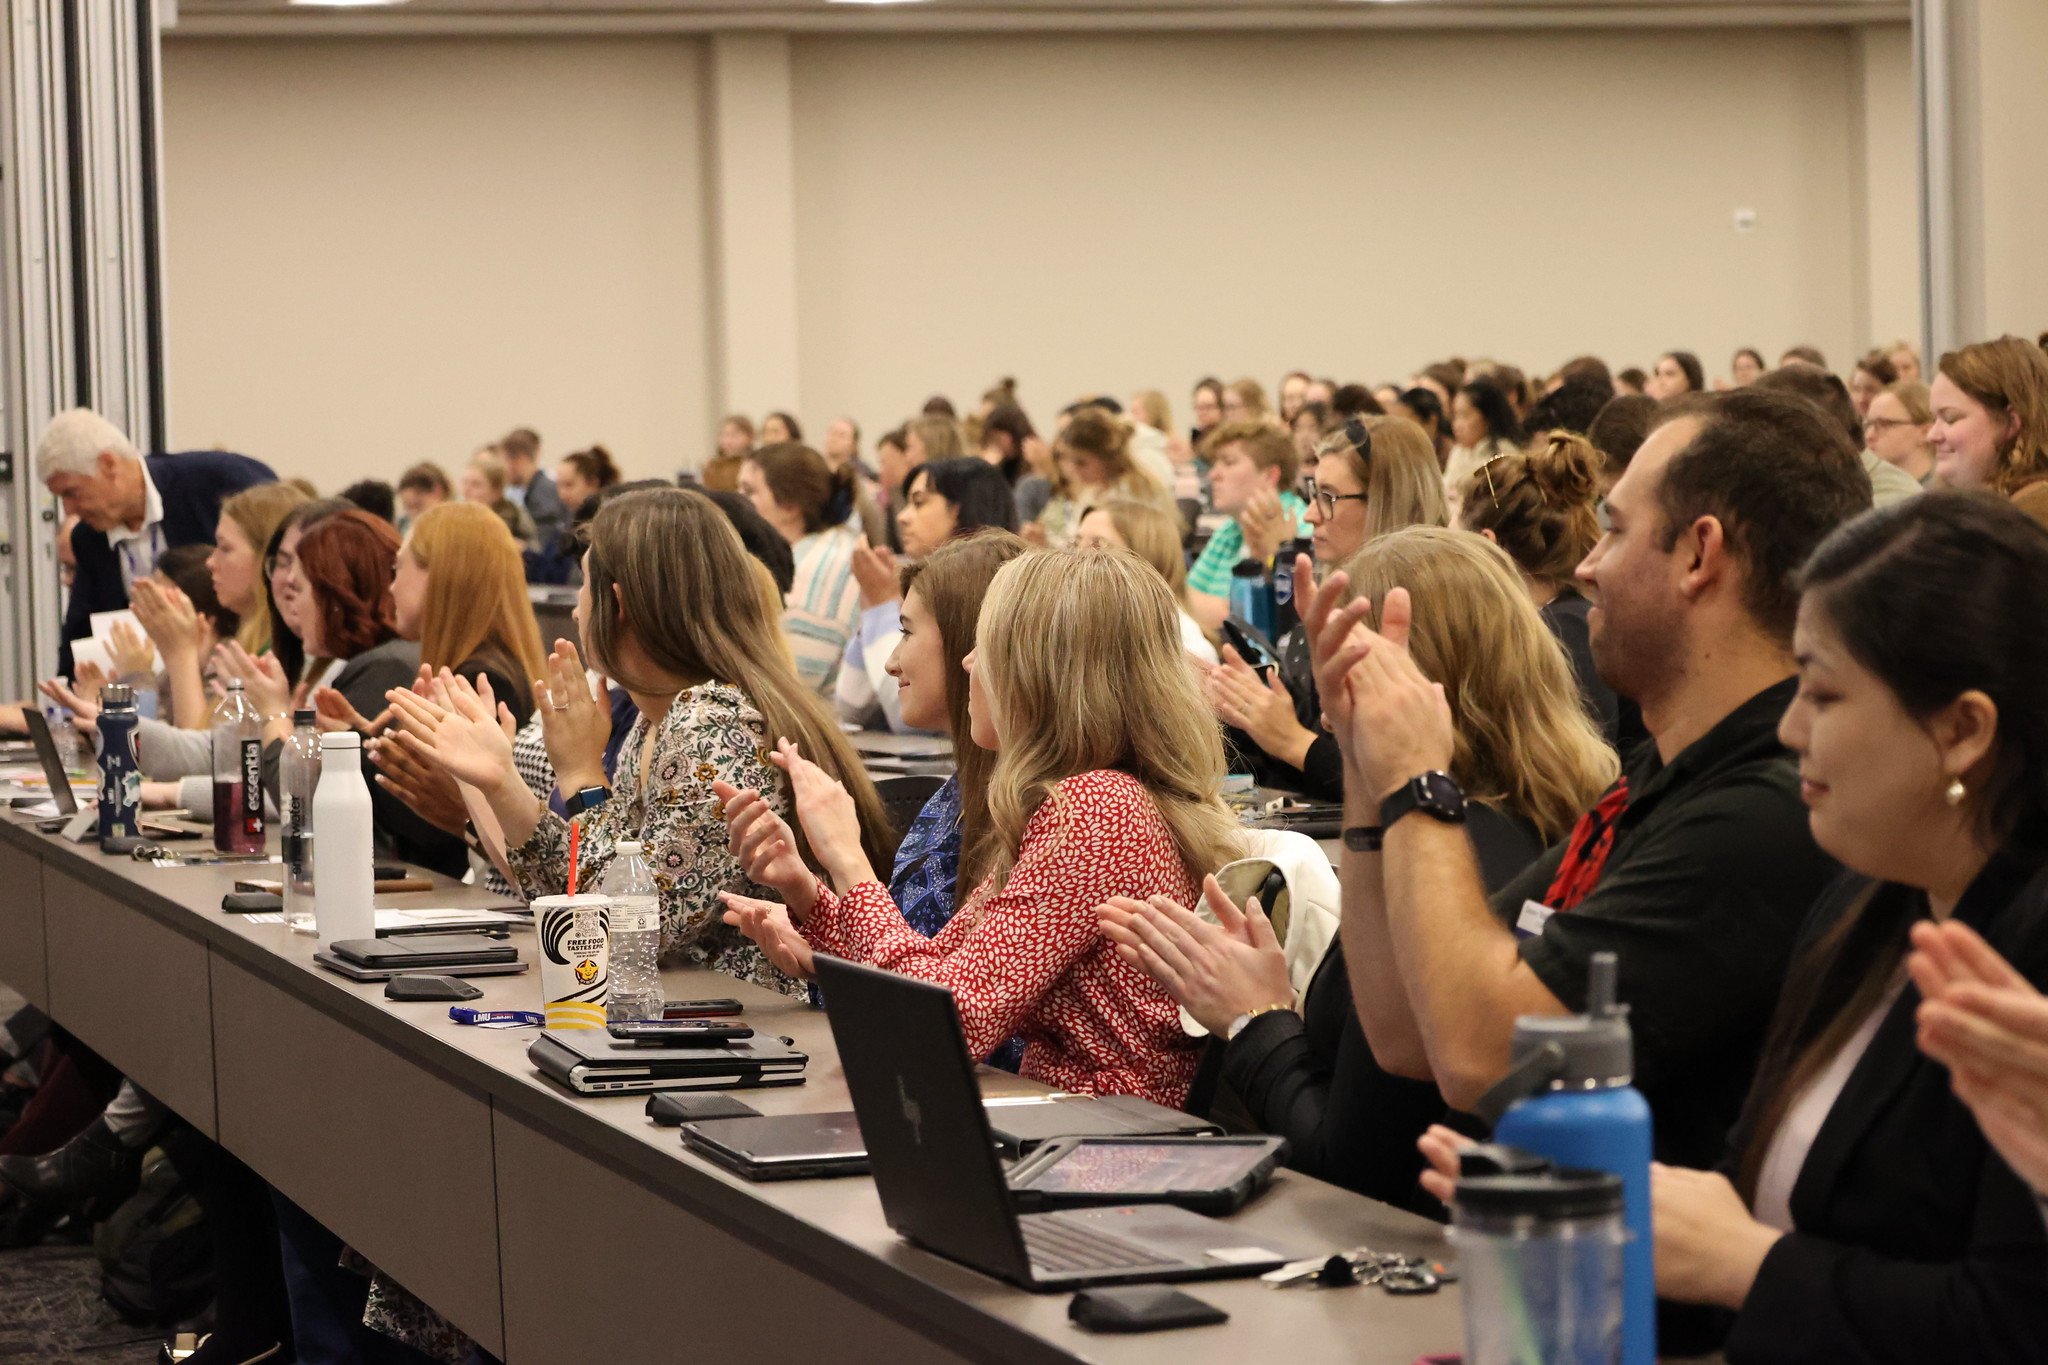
[312,731,375,945]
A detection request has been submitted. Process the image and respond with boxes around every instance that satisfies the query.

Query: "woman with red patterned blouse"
[720,546,1247,1106]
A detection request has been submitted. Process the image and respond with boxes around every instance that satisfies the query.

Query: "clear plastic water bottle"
[210,680,266,853]
[601,841,662,1022]
[281,710,321,933]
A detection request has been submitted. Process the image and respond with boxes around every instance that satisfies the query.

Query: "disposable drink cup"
[533,894,611,1029]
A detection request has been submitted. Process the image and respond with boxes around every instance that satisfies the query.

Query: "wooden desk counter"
[0,814,1465,1365]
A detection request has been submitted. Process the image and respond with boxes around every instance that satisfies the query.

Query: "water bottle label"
[240,738,264,834]
[613,900,659,934]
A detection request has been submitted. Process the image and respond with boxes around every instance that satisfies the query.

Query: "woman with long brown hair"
[1929,335,2048,495]
[738,442,865,695]
[389,487,893,997]
[720,547,1247,1103]
[1031,406,1168,549]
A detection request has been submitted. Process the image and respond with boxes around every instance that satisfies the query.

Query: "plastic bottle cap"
[616,840,642,854]
[225,678,245,690]
[320,731,361,750]
[1454,1167,1624,1219]
[293,709,316,725]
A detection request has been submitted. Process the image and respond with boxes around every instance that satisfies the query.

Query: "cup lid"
[1454,1167,1623,1219]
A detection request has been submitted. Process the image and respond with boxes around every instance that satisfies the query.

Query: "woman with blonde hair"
[1222,377,1271,425]
[389,487,895,996]
[1074,497,1217,663]
[720,547,1247,1104]
[1455,431,1619,741]
[1929,335,2048,497]
[122,480,309,733]
[1101,526,1616,1203]
[1031,406,1167,549]
[1203,415,1447,801]
[1865,379,1938,486]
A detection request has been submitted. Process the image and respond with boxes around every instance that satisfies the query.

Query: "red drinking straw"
[566,819,581,896]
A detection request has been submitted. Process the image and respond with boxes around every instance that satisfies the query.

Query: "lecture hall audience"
[17,331,2048,1365]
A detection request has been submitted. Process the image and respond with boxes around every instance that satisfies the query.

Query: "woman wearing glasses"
[1200,416,1445,801]
[1865,381,1939,487]
[1454,431,1619,744]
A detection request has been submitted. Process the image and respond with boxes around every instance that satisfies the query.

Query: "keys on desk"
[1261,1246,1446,1294]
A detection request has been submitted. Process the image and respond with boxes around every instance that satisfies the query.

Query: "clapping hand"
[768,738,874,892]
[1202,646,1314,766]
[129,578,201,663]
[368,727,470,835]
[535,639,611,794]
[383,669,517,796]
[38,664,107,733]
[1911,918,2048,1197]
[213,640,291,719]
[714,779,817,920]
[1239,486,1289,562]
[1097,875,1292,1036]
[1295,558,1452,801]
[107,620,157,681]
[850,539,901,609]
[718,891,817,981]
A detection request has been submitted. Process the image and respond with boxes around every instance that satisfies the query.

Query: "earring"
[1945,777,1967,807]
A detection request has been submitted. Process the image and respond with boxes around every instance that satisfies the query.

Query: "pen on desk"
[448,1007,544,1026]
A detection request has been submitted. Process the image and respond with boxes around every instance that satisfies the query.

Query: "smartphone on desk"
[663,998,743,1018]
[609,1020,755,1045]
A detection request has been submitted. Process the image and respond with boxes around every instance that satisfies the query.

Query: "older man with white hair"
[36,408,272,676]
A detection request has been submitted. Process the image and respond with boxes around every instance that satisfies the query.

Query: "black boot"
[0,1115,143,1211]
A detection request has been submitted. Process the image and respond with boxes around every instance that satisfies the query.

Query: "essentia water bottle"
[601,841,662,1022]
[1480,952,1655,1365]
[210,680,265,853]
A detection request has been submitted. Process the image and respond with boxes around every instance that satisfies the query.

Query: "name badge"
[1515,899,1557,940]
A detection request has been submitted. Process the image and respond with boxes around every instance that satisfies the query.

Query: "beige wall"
[161,25,1916,488]
[161,37,711,485]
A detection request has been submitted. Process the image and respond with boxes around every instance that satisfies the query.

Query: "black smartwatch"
[1378,771,1467,834]
[562,785,611,819]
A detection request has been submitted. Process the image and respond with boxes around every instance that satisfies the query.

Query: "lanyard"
[117,523,163,589]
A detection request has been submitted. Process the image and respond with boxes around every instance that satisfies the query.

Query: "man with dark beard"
[1308,389,1871,1172]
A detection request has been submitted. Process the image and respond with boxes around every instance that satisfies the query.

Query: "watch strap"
[1342,826,1384,853]
[563,785,610,819]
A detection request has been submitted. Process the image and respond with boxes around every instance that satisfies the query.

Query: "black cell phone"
[662,998,744,1018]
[1220,619,1278,677]
[608,1020,755,1045]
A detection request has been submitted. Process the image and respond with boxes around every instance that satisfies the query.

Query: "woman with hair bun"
[738,443,865,694]
[1031,406,1167,549]
[553,444,620,517]
[1456,431,1618,741]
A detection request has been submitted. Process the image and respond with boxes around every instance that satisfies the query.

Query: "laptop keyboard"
[1020,1214,1170,1275]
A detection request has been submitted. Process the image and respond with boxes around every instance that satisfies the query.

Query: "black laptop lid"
[23,710,77,815]
[813,955,1030,1281]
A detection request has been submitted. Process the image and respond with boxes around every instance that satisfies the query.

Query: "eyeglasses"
[1863,416,1917,433]
[1302,476,1369,518]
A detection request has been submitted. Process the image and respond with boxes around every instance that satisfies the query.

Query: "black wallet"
[1068,1286,1227,1333]
[221,891,282,913]
[645,1093,763,1126]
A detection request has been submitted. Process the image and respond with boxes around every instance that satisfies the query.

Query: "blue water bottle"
[1228,560,1274,640]
[1481,952,1654,1365]
[96,683,144,851]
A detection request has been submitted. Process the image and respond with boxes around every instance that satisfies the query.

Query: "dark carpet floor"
[0,1240,161,1362]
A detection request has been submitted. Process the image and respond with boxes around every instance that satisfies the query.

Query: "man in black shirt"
[1307,390,1873,1170]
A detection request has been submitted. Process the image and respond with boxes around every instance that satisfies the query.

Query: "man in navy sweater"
[36,408,274,676]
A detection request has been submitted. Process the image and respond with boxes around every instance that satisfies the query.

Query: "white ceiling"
[169,0,1911,36]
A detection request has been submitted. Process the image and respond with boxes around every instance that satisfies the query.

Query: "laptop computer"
[813,954,1300,1291]
[528,1028,809,1095]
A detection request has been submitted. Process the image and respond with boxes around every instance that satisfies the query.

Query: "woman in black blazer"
[1645,494,2048,1363]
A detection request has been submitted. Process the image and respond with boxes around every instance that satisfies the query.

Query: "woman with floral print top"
[387,486,896,1003]
[505,680,802,995]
